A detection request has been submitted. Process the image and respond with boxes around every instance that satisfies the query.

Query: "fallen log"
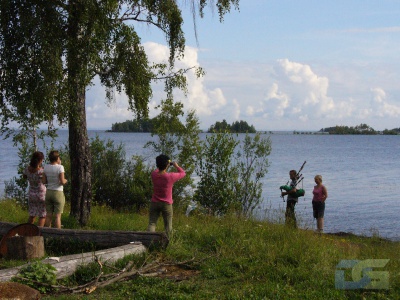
[0,221,168,249]
[0,243,146,282]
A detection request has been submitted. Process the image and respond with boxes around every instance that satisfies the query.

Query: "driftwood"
[0,221,168,249]
[44,258,200,295]
[0,243,146,282]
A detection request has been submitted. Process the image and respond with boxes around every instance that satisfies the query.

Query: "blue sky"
[86,1,400,131]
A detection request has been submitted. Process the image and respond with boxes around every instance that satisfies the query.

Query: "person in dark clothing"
[281,170,299,228]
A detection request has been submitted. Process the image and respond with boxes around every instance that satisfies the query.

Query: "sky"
[85,1,400,131]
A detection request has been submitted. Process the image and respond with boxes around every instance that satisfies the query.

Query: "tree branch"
[151,66,197,81]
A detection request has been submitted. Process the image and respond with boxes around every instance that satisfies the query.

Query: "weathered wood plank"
[0,222,168,249]
[0,243,146,282]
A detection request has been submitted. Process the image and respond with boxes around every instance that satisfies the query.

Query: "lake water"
[1,131,399,241]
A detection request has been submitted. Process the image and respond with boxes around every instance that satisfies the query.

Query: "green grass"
[1,199,400,299]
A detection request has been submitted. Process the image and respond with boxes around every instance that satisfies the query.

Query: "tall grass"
[1,200,399,299]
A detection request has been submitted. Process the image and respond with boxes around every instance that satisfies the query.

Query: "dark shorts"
[312,201,325,219]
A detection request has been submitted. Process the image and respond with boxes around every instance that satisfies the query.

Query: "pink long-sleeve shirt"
[151,166,186,204]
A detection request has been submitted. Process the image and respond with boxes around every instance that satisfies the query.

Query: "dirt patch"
[155,265,200,281]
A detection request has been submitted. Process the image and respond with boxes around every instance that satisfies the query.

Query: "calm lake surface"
[1,131,399,241]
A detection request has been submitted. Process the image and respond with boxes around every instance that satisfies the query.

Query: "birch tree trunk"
[67,1,92,225]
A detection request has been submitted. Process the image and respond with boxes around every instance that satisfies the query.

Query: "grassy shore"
[1,199,399,299]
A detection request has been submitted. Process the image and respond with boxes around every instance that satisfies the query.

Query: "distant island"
[109,118,257,133]
[109,120,399,135]
[318,123,400,135]
[108,118,154,132]
[207,120,256,133]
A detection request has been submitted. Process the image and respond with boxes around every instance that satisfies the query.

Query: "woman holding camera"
[147,154,186,236]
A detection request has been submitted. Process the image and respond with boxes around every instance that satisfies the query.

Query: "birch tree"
[0,0,239,225]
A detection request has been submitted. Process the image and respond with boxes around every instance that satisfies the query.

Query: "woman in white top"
[43,150,68,228]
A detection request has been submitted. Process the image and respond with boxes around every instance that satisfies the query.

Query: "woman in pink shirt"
[312,175,328,233]
[147,154,186,236]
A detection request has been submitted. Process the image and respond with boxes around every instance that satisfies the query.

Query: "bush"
[90,136,127,208]
[12,261,57,294]
[121,156,153,211]
[62,136,153,211]
[234,133,271,216]
[194,133,271,216]
[90,139,153,211]
[194,132,239,215]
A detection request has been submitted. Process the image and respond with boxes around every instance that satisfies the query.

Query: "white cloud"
[232,99,241,120]
[246,106,254,116]
[143,41,170,63]
[83,47,400,131]
[86,79,133,129]
[372,87,386,103]
[371,87,400,117]
[255,59,336,124]
[299,114,309,122]
[144,42,233,119]
[334,99,356,119]
[264,83,289,117]
[85,42,235,129]
[277,59,335,110]
[233,58,399,130]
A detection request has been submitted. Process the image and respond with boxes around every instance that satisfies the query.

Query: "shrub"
[234,133,271,216]
[194,132,239,215]
[90,136,127,208]
[121,156,153,211]
[12,261,57,294]
[62,136,153,211]
[194,133,271,216]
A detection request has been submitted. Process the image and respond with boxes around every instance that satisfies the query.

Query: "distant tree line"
[293,131,315,135]
[110,118,258,133]
[319,124,400,135]
[382,128,400,135]
[110,118,154,132]
[208,120,256,133]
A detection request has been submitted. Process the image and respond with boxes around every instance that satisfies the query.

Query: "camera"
[170,161,174,166]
